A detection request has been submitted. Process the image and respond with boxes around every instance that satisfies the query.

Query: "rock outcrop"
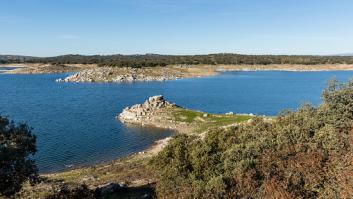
[118,95,177,124]
[95,182,127,197]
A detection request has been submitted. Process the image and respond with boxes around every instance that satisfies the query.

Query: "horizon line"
[1,52,353,58]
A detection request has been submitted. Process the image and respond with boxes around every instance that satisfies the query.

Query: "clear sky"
[1,0,353,56]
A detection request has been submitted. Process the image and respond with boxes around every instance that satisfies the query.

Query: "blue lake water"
[1,70,353,173]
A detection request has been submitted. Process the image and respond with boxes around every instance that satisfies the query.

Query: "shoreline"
[21,137,170,198]
[216,68,353,72]
[42,96,255,182]
[39,132,173,175]
[2,63,353,79]
[0,63,95,74]
[41,135,172,175]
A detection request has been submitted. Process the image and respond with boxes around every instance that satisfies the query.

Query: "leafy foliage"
[151,80,353,198]
[0,116,38,197]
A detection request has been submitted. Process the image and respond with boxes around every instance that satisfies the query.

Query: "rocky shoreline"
[55,64,353,83]
[56,67,181,83]
[4,64,353,83]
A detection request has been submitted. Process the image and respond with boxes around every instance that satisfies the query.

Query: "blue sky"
[1,0,353,56]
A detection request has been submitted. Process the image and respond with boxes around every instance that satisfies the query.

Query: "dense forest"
[2,54,353,67]
[151,79,353,198]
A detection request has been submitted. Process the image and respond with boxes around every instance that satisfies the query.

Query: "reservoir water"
[1,70,353,172]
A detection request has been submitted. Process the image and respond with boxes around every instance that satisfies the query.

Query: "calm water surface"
[1,70,353,172]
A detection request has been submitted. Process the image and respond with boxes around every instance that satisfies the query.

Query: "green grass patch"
[172,108,204,123]
[171,108,253,133]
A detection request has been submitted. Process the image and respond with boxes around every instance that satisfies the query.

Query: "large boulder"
[117,95,176,123]
[95,182,127,198]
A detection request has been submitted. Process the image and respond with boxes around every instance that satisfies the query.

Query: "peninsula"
[118,95,254,134]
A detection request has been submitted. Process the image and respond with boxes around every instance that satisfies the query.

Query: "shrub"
[0,116,38,197]
[151,80,353,198]
[45,184,95,199]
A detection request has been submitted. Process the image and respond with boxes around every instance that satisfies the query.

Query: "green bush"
[151,80,353,198]
[0,116,38,197]
[45,184,95,199]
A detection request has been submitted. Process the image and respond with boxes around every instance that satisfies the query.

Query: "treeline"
[151,80,353,198]
[2,54,353,67]
[0,55,37,64]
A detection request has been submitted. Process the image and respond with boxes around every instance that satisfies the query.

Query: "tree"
[0,116,38,197]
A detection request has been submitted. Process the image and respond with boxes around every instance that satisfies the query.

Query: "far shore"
[2,63,353,77]
[0,63,95,74]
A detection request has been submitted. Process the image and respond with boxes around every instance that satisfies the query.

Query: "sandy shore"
[0,63,95,74]
[216,64,353,71]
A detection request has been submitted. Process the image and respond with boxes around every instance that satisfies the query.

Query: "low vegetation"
[2,54,353,67]
[151,79,353,198]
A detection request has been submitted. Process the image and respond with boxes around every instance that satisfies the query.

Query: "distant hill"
[1,53,353,66]
[0,55,38,64]
[333,53,353,56]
